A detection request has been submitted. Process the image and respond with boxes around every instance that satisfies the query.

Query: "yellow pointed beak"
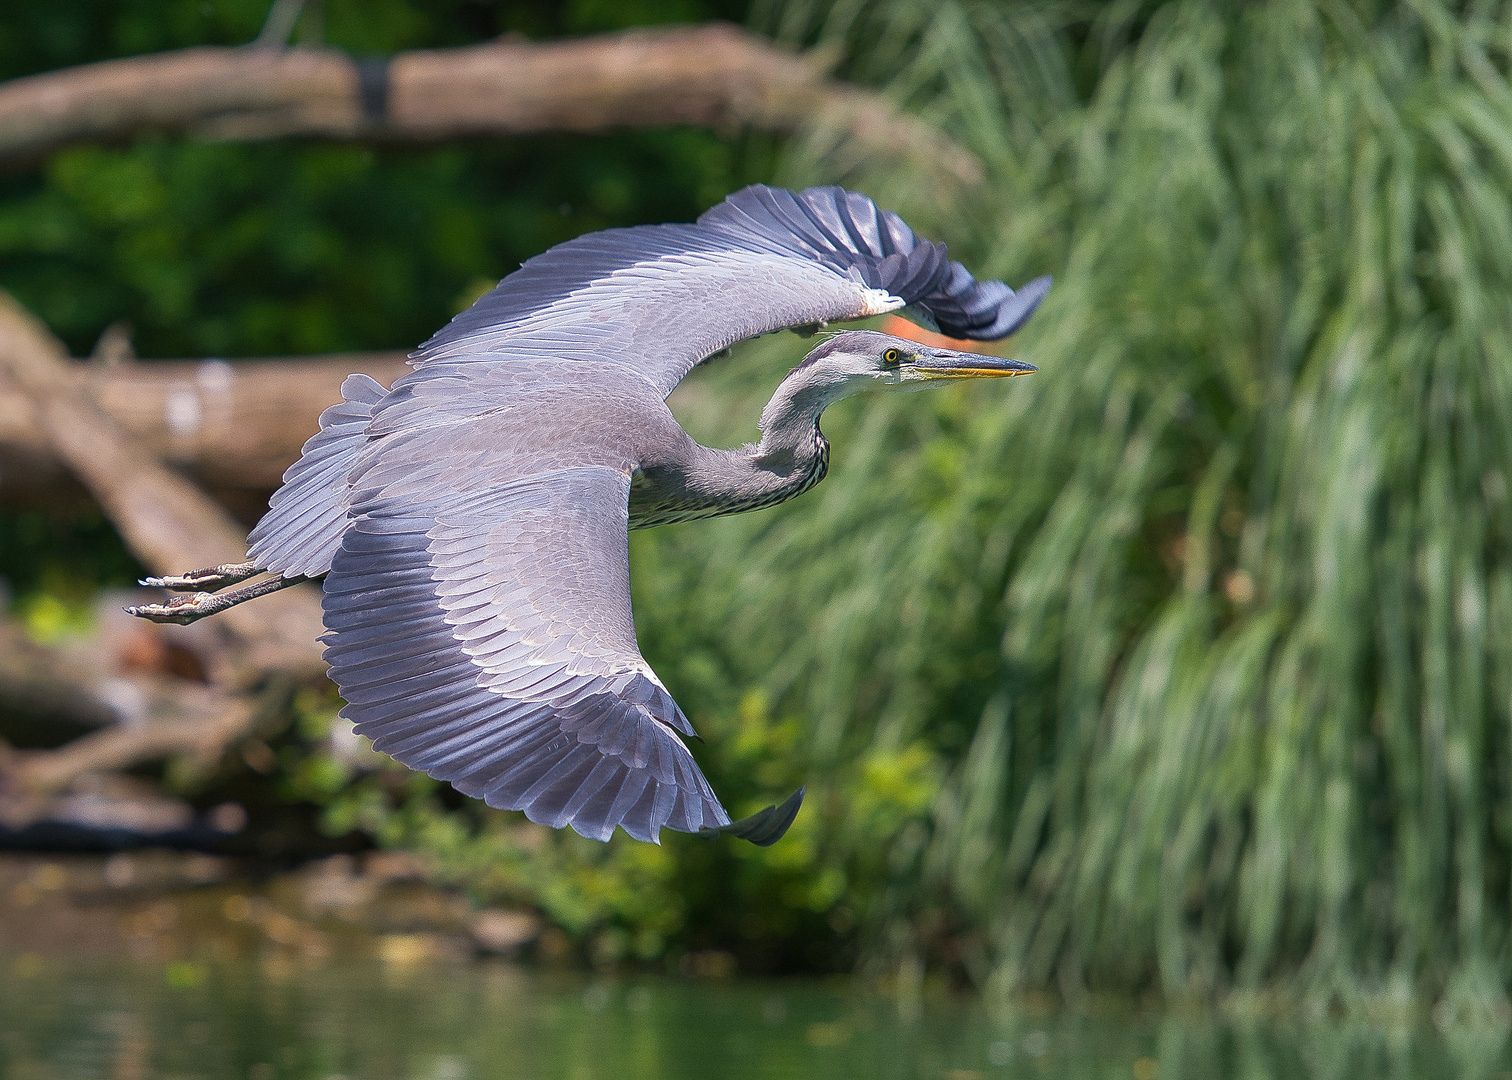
[910,347,1036,379]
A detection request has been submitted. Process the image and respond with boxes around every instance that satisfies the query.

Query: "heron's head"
[759,329,1035,443]
[793,329,1035,402]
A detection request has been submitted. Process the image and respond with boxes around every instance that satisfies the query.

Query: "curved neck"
[628,368,837,528]
[756,364,846,458]
[747,364,834,492]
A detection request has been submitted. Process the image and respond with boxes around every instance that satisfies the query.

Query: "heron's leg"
[126,573,311,625]
[140,561,263,593]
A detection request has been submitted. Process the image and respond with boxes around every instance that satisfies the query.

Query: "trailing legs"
[126,561,314,625]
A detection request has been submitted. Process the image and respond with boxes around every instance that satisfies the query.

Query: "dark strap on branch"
[355,56,391,125]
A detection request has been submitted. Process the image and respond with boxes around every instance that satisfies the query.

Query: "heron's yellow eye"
[882,348,902,366]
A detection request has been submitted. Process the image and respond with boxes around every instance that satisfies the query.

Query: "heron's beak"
[911,347,1036,380]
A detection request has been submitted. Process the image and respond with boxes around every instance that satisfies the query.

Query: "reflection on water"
[0,957,1507,1080]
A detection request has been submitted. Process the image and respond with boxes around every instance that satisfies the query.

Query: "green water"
[0,959,1508,1080]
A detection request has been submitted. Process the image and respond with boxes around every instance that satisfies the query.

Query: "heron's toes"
[139,561,261,592]
[124,592,234,625]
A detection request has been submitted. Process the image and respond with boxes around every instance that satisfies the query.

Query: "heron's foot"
[127,572,309,625]
[126,591,245,625]
[140,561,262,592]
[699,786,805,847]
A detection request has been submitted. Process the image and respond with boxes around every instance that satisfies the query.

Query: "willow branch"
[0,24,981,186]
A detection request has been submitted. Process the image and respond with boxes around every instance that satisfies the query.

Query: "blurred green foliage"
[12,0,1512,1013]
[725,0,1512,1010]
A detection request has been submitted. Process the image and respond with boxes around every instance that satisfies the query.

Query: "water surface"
[0,958,1506,1080]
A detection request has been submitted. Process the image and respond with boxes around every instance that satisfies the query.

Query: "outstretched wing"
[259,184,1045,845]
[322,465,741,844]
[411,184,1051,398]
[245,185,1050,580]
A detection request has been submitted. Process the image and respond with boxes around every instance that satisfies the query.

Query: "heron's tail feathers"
[247,373,387,579]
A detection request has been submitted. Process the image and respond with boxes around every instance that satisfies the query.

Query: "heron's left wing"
[407,185,1050,398]
[322,464,796,844]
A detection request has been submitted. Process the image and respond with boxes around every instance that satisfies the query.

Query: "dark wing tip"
[709,186,1052,344]
[930,272,1053,342]
[986,274,1052,339]
[699,786,806,847]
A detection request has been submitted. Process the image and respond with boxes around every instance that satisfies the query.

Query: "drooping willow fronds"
[637,0,1512,1003]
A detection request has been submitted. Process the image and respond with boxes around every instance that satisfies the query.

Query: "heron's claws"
[139,561,261,593]
[125,593,235,625]
[128,569,309,624]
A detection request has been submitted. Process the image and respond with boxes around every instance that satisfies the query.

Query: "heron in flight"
[130,185,1049,847]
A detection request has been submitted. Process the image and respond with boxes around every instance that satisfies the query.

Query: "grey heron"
[129,185,1049,847]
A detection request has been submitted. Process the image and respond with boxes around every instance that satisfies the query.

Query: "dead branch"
[0,590,285,801]
[0,621,120,740]
[0,25,980,186]
[0,351,408,502]
[0,291,325,679]
[14,688,258,798]
[0,292,331,798]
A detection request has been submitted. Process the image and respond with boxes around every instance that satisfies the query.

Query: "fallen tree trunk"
[0,292,334,799]
[0,24,980,185]
[0,346,754,506]
[15,692,260,798]
[0,351,408,502]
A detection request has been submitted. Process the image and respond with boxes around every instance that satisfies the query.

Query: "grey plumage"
[186,185,1051,846]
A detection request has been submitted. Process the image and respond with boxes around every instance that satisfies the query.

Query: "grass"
[613,0,1512,1006]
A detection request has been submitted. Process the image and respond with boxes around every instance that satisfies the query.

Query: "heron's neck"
[702,365,837,509]
[755,371,837,463]
[627,371,835,529]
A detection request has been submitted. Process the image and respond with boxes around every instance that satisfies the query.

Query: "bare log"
[0,608,258,797]
[0,25,980,185]
[0,346,765,507]
[0,621,119,741]
[14,690,258,797]
[0,291,325,677]
[0,351,407,501]
[0,295,330,797]
[0,590,290,800]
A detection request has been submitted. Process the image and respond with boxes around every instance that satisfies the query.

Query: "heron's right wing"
[408,185,1050,398]
[322,464,796,844]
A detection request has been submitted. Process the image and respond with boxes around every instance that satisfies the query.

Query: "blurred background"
[6,0,1512,1076]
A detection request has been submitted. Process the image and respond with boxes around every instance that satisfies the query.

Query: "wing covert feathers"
[413,184,1049,397]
